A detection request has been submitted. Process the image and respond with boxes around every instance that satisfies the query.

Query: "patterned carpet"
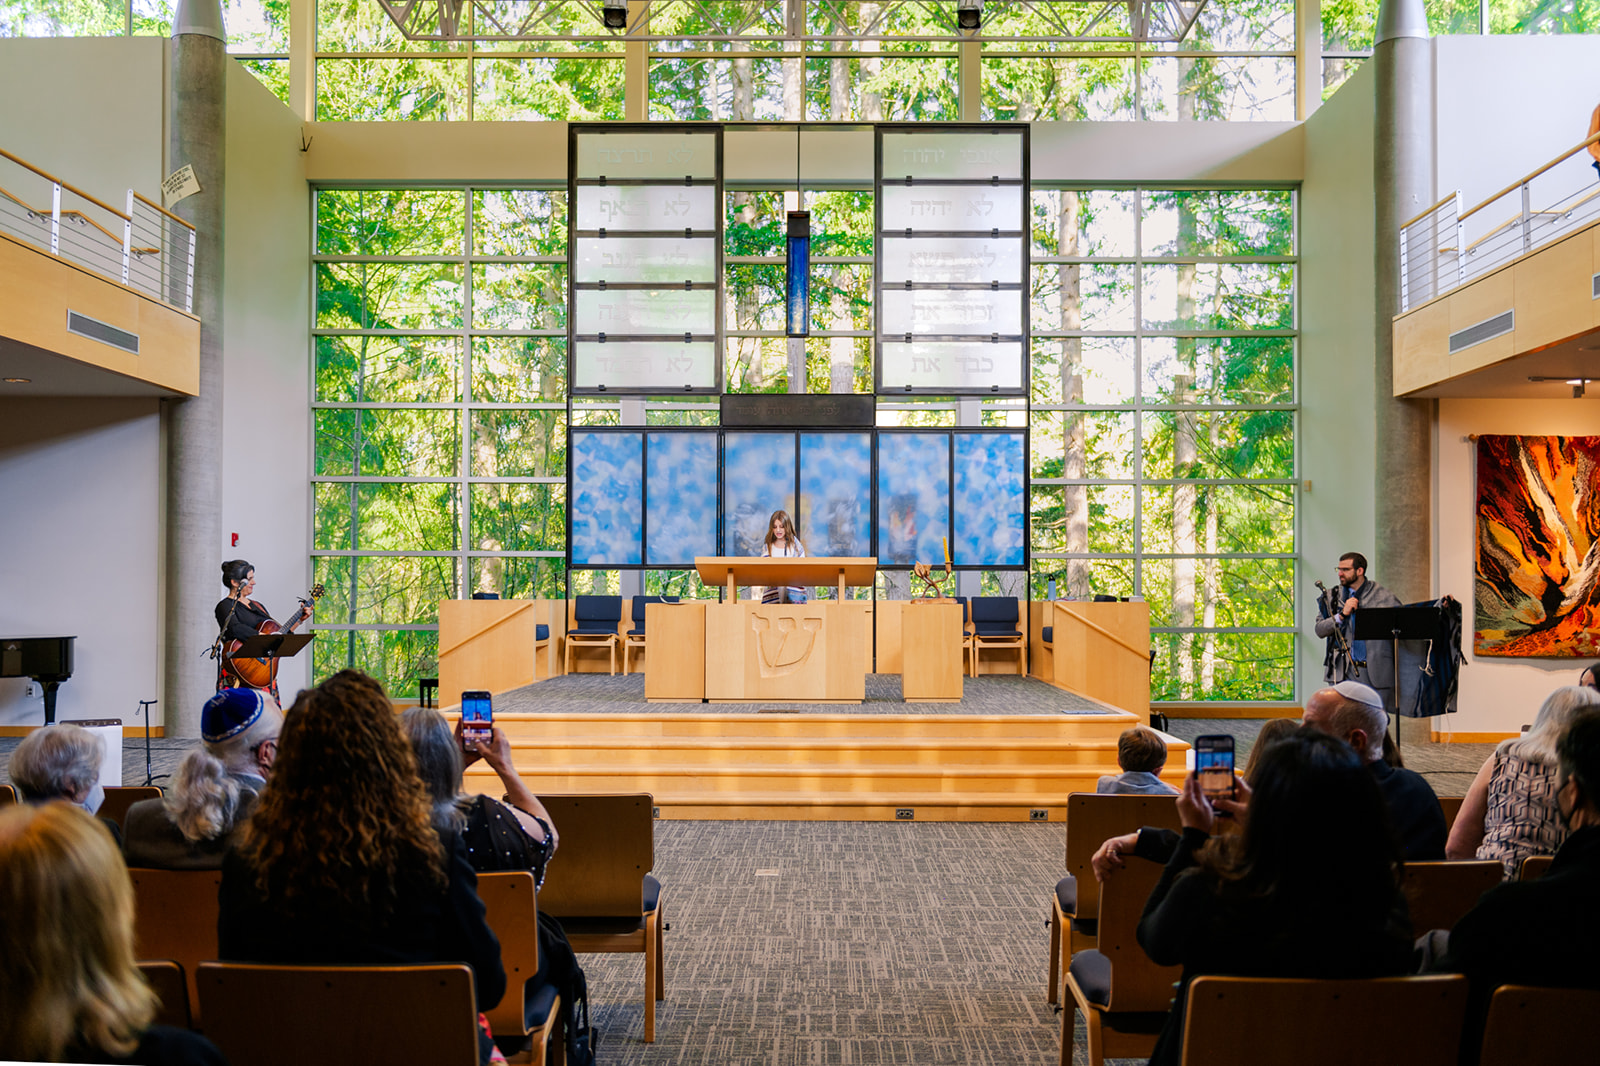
[495,673,1117,716]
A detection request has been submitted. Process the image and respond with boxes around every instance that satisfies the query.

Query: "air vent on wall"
[1448,310,1514,354]
[66,311,139,355]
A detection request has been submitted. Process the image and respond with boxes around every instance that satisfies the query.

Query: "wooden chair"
[99,785,163,830]
[1518,854,1554,881]
[0,782,15,806]
[137,959,192,1030]
[1438,795,1465,833]
[623,595,677,676]
[565,595,622,676]
[198,962,481,1066]
[536,793,665,1042]
[1479,984,1600,1066]
[475,871,562,1066]
[128,867,222,1026]
[969,596,1026,676]
[1061,853,1181,1066]
[1402,860,1504,932]
[1049,793,1182,1006]
[1179,974,1469,1066]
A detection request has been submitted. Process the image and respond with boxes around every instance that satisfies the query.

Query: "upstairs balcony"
[0,147,200,397]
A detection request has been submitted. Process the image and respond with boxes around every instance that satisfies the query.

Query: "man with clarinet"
[1314,552,1402,713]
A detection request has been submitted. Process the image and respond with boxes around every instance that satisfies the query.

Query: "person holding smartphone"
[1132,730,1412,1066]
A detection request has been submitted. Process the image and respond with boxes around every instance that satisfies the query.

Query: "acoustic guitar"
[223,584,325,690]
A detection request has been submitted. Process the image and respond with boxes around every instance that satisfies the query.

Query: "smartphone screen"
[1194,734,1236,802]
[461,691,493,746]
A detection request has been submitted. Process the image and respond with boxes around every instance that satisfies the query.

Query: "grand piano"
[1,636,75,724]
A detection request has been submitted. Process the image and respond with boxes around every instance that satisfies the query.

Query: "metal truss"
[374,0,1208,46]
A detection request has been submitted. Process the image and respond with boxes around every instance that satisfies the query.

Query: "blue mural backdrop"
[722,432,797,556]
[954,431,1026,567]
[876,432,950,567]
[570,430,643,566]
[800,433,872,558]
[645,431,718,565]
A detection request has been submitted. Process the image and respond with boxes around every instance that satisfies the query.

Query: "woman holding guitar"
[215,559,318,702]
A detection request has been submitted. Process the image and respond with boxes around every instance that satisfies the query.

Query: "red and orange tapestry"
[1475,435,1600,657]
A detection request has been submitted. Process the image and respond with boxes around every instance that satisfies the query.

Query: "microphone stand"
[138,698,168,787]
[1315,580,1367,678]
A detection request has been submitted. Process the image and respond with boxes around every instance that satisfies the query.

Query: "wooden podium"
[901,600,963,702]
[693,557,877,703]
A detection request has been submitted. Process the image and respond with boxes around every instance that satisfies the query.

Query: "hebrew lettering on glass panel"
[574,133,718,181]
[570,341,718,391]
[878,340,1025,393]
[573,237,717,285]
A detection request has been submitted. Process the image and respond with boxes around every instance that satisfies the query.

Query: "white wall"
[221,63,313,702]
[0,400,162,726]
[1435,399,1600,736]
[1299,62,1379,705]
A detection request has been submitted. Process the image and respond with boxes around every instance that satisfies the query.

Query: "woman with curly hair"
[217,670,505,1060]
[0,802,225,1064]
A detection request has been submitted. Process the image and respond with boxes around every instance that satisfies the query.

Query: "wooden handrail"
[131,190,195,231]
[1461,129,1600,223]
[1052,605,1150,659]
[0,147,130,222]
[1,184,158,255]
[1399,193,1459,232]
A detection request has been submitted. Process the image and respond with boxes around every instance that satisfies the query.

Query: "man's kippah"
[202,688,269,743]
[1333,679,1384,710]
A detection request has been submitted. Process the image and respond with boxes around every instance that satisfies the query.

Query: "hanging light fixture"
[786,209,811,338]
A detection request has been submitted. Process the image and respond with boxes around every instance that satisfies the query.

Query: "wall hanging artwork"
[1474,434,1600,657]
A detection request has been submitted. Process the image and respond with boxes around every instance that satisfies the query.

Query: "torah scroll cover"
[1474,435,1600,657]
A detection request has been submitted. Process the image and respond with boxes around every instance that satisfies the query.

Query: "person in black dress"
[214,559,306,702]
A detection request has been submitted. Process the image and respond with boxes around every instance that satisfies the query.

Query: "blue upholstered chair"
[623,595,679,675]
[968,596,1025,677]
[565,595,623,675]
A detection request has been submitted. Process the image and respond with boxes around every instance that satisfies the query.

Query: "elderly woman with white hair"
[8,723,114,833]
[1446,684,1600,875]
[123,687,284,869]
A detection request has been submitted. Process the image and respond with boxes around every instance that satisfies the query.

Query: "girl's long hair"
[1199,729,1400,925]
[763,509,799,553]
[237,670,445,925]
[0,803,156,1061]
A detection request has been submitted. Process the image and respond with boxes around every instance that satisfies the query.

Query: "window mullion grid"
[1131,186,1144,599]
[461,189,474,599]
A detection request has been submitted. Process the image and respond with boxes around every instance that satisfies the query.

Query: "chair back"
[1402,860,1504,932]
[128,867,222,1024]
[0,782,15,806]
[535,793,654,918]
[574,595,622,626]
[632,595,678,624]
[1479,984,1600,1066]
[474,871,541,1036]
[1438,795,1465,833]
[1095,854,1183,1012]
[1064,793,1182,924]
[1518,854,1554,881]
[198,962,480,1066]
[1180,974,1469,1066]
[970,596,1019,633]
[136,959,191,1030]
[100,785,163,829]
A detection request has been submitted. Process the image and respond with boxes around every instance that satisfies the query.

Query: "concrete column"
[164,0,227,737]
[1373,0,1433,741]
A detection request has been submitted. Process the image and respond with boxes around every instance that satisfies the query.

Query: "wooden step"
[471,710,1140,740]
[489,737,1131,767]
[468,763,1183,795]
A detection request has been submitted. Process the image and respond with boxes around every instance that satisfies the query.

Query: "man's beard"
[1339,574,1357,588]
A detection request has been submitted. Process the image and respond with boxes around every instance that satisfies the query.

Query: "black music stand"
[1354,605,1440,759]
[231,633,314,672]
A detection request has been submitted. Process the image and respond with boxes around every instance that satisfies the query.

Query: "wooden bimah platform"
[437,598,561,707]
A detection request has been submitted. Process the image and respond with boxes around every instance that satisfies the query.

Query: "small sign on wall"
[162,164,201,209]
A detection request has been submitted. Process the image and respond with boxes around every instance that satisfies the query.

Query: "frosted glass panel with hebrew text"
[880,132,1024,180]
[573,237,717,284]
[575,186,718,231]
[572,341,718,390]
[880,185,1024,233]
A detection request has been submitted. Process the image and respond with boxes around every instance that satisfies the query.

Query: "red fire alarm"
[231,533,239,547]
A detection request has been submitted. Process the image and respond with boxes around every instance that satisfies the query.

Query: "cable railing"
[1399,129,1600,313]
[0,147,195,315]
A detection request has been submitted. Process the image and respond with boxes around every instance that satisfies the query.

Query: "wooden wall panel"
[1393,297,1451,396]
[1512,231,1596,352]
[1447,268,1515,376]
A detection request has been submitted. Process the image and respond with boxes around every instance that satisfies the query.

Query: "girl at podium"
[760,510,808,604]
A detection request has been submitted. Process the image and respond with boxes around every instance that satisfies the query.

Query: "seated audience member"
[401,709,595,1065]
[1240,718,1301,786]
[1446,686,1600,874]
[1441,707,1600,1049]
[1580,662,1598,692]
[1096,725,1179,795]
[0,803,226,1065]
[1304,680,1447,860]
[9,723,119,843]
[123,689,284,870]
[218,670,505,1064]
[1137,731,1412,1066]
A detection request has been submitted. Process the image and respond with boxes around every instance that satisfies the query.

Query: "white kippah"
[1333,680,1384,710]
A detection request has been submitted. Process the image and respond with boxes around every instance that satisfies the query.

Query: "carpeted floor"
[494,673,1117,716]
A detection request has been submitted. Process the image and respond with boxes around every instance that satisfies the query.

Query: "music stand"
[231,633,314,667]
[1354,605,1440,759]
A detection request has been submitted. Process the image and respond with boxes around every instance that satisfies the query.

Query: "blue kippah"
[202,688,267,743]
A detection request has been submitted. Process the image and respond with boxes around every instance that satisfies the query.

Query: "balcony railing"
[0,147,196,315]
[1399,130,1600,313]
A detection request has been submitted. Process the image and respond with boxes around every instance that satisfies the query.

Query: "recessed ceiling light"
[3,377,30,384]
